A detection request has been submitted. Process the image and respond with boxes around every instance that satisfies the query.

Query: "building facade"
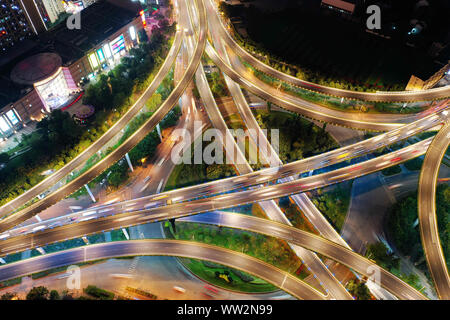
[0,9,145,140]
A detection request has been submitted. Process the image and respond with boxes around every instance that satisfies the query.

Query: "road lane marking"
[280,274,288,288]
[157,180,164,193]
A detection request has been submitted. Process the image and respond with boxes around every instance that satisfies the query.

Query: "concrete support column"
[122,228,130,240]
[156,123,162,141]
[125,153,134,172]
[85,184,96,203]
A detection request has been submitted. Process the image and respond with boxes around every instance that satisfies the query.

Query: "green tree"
[61,290,74,300]
[347,280,371,300]
[1,292,17,300]
[107,169,127,188]
[0,153,9,163]
[26,286,49,300]
[49,290,60,300]
[366,242,399,270]
[138,29,149,42]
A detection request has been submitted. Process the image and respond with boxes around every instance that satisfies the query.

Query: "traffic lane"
[9,104,446,237]
[0,240,326,300]
[2,136,434,244]
[0,138,432,298]
[418,121,450,300]
[192,4,351,299]
[210,26,282,166]
[181,212,425,300]
[227,47,414,126]
[181,211,351,299]
[206,41,405,131]
[0,207,425,300]
[205,41,402,131]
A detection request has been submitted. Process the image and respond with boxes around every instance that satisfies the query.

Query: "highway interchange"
[0,0,448,300]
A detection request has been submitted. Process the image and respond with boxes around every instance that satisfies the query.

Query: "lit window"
[103,44,112,58]
[0,117,11,132]
[97,48,105,62]
[89,53,98,68]
[129,26,136,41]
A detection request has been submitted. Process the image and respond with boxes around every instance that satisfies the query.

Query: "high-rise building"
[0,0,36,53]
[0,0,102,55]
[33,0,65,25]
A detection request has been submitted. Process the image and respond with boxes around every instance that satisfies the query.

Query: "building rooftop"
[10,53,62,85]
[321,0,356,13]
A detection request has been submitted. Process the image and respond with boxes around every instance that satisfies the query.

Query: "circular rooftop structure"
[10,53,62,85]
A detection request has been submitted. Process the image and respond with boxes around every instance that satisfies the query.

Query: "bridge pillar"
[125,153,134,172]
[84,184,96,203]
[156,123,162,141]
[122,228,130,240]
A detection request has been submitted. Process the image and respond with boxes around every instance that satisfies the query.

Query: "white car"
[173,286,186,293]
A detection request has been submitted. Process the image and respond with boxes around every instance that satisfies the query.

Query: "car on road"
[173,286,186,293]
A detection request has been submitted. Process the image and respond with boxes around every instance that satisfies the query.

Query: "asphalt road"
[180,211,427,300]
[0,139,434,300]
[0,210,426,300]
[2,135,437,242]
[206,14,352,300]
[0,240,326,300]
[0,0,448,301]
[205,0,449,129]
[1,0,447,235]
[418,121,450,300]
[6,97,445,239]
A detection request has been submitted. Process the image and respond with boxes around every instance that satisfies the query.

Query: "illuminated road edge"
[0,240,326,300]
[418,121,450,300]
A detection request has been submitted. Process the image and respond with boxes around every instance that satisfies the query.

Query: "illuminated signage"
[6,110,19,125]
[140,10,146,26]
[0,117,11,132]
[129,26,136,41]
[103,44,112,59]
[97,48,105,62]
[110,34,125,55]
[89,53,98,68]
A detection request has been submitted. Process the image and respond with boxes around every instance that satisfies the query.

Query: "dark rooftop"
[10,53,62,85]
